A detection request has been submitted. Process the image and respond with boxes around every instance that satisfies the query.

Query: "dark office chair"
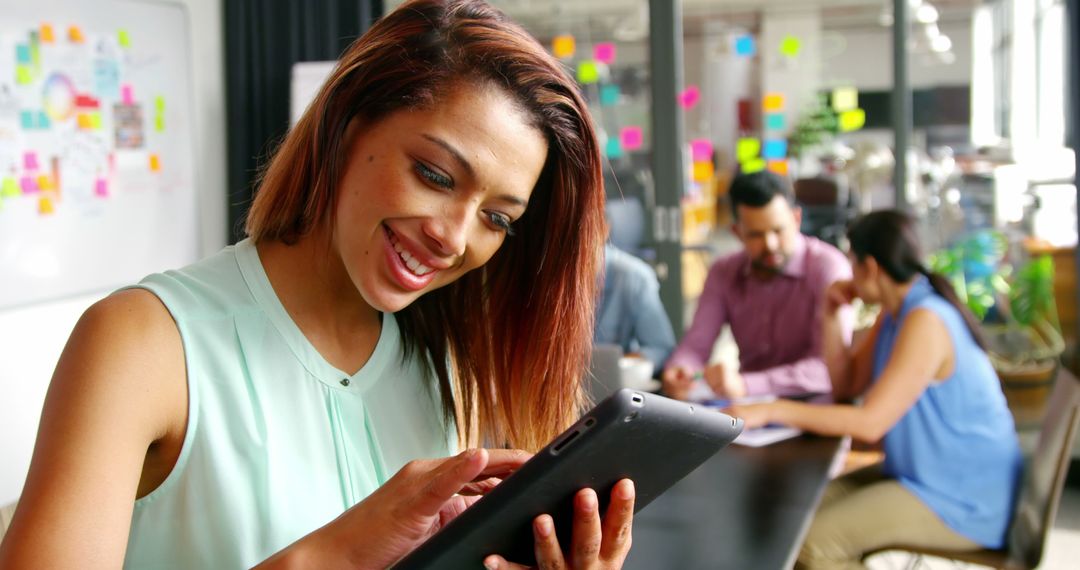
[862,371,1080,569]
[794,177,850,246]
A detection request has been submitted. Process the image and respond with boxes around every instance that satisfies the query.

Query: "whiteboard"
[0,0,197,309]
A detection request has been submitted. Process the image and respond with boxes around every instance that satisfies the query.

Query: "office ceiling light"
[916,3,939,24]
[931,33,952,52]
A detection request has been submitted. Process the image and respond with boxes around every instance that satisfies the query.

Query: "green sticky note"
[576,61,599,84]
[838,109,866,132]
[742,158,766,174]
[780,35,801,57]
[155,115,165,132]
[16,65,32,85]
[155,96,165,112]
[118,29,131,48]
[831,87,858,112]
[90,112,102,130]
[736,138,760,162]
[1,177,20,197]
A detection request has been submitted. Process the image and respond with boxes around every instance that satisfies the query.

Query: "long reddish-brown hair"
[245,0,605,451]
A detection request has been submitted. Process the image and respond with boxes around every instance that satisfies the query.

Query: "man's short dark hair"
[728,171,794,218]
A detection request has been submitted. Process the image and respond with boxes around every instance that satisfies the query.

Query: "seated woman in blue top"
[0,1,635,569]
[731,209,1022,569]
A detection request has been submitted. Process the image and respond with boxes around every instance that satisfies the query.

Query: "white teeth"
[388,231,434,277]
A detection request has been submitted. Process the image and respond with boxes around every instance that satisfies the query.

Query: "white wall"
[0,0,226,506]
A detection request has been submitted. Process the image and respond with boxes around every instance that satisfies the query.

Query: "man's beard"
[750,252,788,274]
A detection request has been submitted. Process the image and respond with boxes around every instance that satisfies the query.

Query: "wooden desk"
[624,435,845,570]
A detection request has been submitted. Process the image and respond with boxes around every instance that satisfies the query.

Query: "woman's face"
[332,82,549,313]
[849,253,882,304]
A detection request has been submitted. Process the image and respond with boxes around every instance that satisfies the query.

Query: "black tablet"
[393,389,744,569]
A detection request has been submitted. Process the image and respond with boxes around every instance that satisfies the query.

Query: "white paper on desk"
[733,426,803,447]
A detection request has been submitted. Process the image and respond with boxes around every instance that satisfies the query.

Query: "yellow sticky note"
[77,113,93,130]
[38,195,55,214]
[37,174,53,191]
[118,29,131,48]
[763,93,785,112]
[155,96,165,112]
[16,65,32,85]
[1,177,19,197]
[552,35,575,59]
[736,138,761,162]
[40,24,55,43]
[742,158,766,174]
[149,154,161,172]
[692,160,714,184]
[767,159,789,177]
[832,87,858,112]
[68,26,85,43]
[839,108,866,132]
[576,61,599,84]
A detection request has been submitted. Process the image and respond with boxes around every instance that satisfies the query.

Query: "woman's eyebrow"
[422,134,474,178]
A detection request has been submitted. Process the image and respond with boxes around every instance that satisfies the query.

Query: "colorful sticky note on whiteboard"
[40,24,55,43]
[690,139,713,162]
[16,44,31,64]
[736,138,760,162]
[741,158,766,174]
[593,42,616,64]
[20,110,34,130]
[552,35,575,58]
[763,93,785,112]
[692,160,714,183]
[95,178,109,197]
[118,29,131,48]
[90,112,102,130]
[620,126,643,151]
[600,84,620,106]
[576,61,599,84]
[77,113,93,130]
[38,195,55,214]
[15,65,32,85]
[37,174,53,191]
[780,35,801,57]
[20,176,39,194]
[677,86,700,109]
[765,112,785,131]
[37,111,50,129]
[838,108,866,132]
[735,35,755,57]
[762,139,788,159]
[121,84,134,105]
[68,26,85,43]
[149,154,162,172]
[2,177,19,197]
[155,115,165,132]
[23,152,39,171]
[767,160,789,176]
[605,137,623,160]
[832,87,858,112]
[155,96,166,112]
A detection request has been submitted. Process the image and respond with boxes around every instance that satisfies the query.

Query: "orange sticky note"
[68,26,85,43]
[552,35,575,59]
[38,195,55,214]
[763,93,785,112]
[76,113,93,129]
[767,159,789,176]
[692,160,714,184]
[149,154,161,172]
[41,24,55,43]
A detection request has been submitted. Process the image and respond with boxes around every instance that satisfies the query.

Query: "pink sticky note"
[23,152,39,171]
[620,126,643,151]
[95,178,109,197]
[690,139,713,162]
[121,84,134,105]
[677,86,700,109]
[593,42,616,64]
[20,176,39,194]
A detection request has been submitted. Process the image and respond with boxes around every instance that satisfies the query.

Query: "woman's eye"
[486,211,516,236]
[414,161,453,189]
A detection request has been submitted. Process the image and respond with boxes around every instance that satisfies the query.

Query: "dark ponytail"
[848,210,987,350]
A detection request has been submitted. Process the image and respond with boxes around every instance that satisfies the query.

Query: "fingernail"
[580,489,597,510]
[534,516,553,537]
[617,479,636,500]
[483,556,499,570]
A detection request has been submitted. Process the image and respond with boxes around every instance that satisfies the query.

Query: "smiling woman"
[0,1,630,570]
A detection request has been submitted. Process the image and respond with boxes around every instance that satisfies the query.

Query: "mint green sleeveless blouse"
[123,239,456,569]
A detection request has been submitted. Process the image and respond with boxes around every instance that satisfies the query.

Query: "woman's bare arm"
[0,289,187,568]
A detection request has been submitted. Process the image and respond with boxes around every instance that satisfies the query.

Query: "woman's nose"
[422,205,470,258]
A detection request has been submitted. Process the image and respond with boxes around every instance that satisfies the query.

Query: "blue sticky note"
[605,137,623,159]
[15,44,31,64]
[600,84,620,106]
[765,112,785,131]
[20,110,34,129]
[763,139,788,159]
[37,111,51,129]
[735,35,755,57]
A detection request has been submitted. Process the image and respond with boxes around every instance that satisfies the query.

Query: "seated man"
[595,242,676,372]
[662,171,853,400]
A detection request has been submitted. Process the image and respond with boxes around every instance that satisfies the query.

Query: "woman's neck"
[880,277,918,318]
